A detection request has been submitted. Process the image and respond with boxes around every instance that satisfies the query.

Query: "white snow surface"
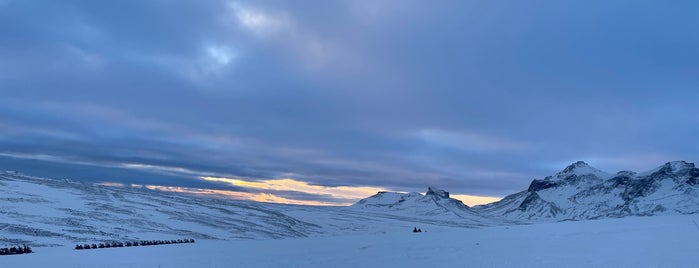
[3,215,699,267]
[1,171,488,246]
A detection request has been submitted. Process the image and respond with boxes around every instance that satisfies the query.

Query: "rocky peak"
[555,161,608,180]
[662,161,694,172]
[643,161,695,177]
[561,161,591,173]
[425,187,450,199]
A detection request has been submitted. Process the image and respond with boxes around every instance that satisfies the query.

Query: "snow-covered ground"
[3,214,699,267]
[3,170,699,267]
[0,171,488,247]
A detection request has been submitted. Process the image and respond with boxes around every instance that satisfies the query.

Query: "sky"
[1,0,698,206]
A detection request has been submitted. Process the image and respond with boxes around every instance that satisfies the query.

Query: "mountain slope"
[0,171,328,246]
[0,171,495,247]
[352,187,496,225]
[474,161,699,221]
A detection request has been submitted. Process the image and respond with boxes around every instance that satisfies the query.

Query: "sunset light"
[201,177,388,201]
[200,177,502,206]
[96,180,501,206]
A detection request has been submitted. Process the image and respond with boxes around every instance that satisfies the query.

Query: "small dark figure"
[75,244,83,250]
[91,244,97,249]
[417,228,422,232]
[412,227,418,233]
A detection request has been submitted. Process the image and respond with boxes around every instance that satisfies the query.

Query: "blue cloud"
[1,0,698,202]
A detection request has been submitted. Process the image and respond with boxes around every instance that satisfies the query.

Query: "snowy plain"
[3,215,699,267]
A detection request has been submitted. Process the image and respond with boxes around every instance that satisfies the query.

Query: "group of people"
[75,238,195,250]
[412,227,423,233]
[0,245,32,255]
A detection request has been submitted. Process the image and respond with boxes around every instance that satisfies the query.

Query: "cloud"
[414,129,529,153]
[62,44,106,70]
[142,184,341,206]
[96,179,502,206]
[1,0,698,203]
[202,177,387,201]
[229,3,290,37]
[206,44,236,65]
[94,181,364,206]
[223,1,365,72]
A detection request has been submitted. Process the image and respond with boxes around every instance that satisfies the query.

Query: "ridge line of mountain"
[354,160,699,222]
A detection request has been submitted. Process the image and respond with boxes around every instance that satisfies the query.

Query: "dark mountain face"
[527,179,557,192]
[425,187,450,199]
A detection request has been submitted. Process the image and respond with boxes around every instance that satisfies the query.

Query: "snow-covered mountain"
[0,171,490,247]
[0,170,328,246]
[474,161,699,221]
[352,187,496,225]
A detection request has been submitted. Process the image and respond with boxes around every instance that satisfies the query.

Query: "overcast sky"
[1,0,697,205]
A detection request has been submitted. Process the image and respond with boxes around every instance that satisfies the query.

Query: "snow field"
[3,214,699,267]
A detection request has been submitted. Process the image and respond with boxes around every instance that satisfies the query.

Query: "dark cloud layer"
[1,0,698,201]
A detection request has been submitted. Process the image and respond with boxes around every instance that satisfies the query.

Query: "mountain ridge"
[351,186,497,225]
[472,160,699,221]
[352,160,699,222]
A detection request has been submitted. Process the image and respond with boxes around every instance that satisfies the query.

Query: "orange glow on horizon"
[94,179,502,207]
[201,177,388,201]
[450,194,502,206]
[142,185,342,206]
